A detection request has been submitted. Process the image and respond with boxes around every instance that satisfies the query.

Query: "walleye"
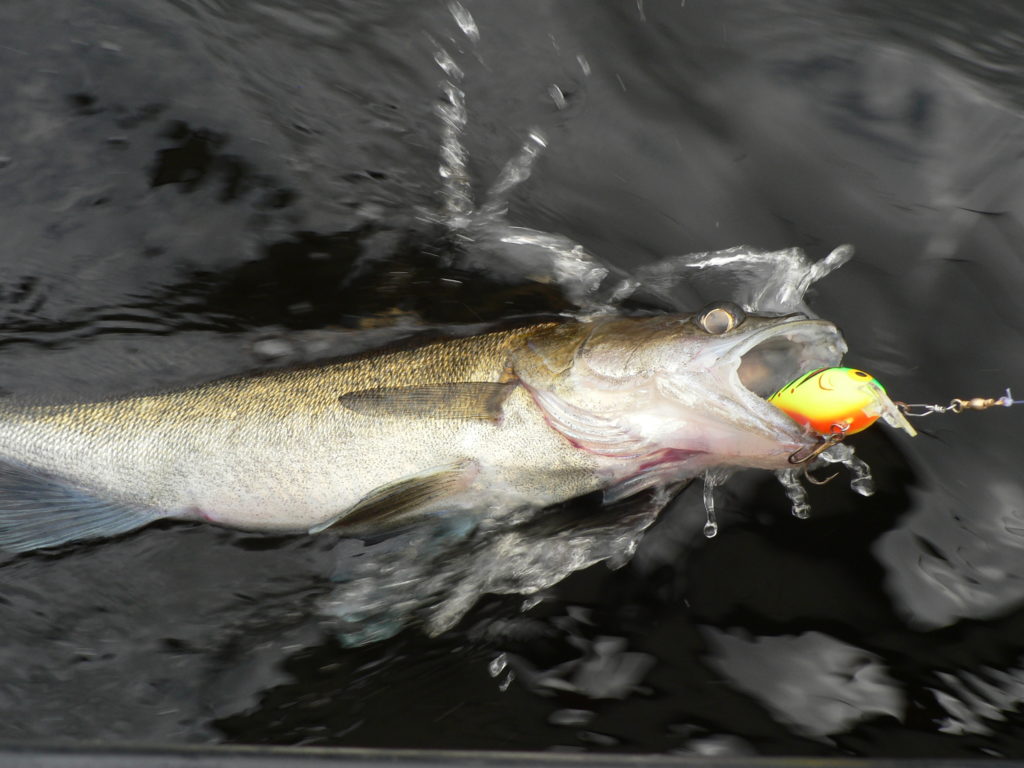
[0,304,844,552]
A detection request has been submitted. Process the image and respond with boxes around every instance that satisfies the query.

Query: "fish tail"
[0,459,166,552]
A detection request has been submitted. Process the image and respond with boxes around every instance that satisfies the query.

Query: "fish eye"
[695,302,746,334]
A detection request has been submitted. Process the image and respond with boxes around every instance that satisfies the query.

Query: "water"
[1,0,1024,758]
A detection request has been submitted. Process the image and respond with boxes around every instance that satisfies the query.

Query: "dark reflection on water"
[1,0,1024,758]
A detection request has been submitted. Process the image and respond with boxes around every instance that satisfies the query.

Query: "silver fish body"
[0,307,845,551]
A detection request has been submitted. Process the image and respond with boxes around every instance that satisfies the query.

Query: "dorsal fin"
[513,321,590,376]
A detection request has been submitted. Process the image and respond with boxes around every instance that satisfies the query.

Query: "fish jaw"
[522,315,846,486]
[653,317,848,466]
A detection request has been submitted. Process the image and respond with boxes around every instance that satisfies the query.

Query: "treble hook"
[788,429,847,485]
[788,428,847,465]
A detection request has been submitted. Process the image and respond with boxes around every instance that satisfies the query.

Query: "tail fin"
[0,460,166,552]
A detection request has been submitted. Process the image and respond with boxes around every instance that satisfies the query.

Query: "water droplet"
[549,708,595,727]
[499,670,515,691]
[549,84,567,110]
[820,443,876,497]
[701,472,720,538]
[488,653,508,677]
[448,1,480,43]
[851,477,875,496]
[775,469,813,520]
[521,595,543,612]
[433,48,463,80]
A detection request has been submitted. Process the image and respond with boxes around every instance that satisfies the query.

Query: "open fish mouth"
[730,317,847,428]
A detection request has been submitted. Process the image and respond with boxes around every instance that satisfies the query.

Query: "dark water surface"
[1,0,1024,758]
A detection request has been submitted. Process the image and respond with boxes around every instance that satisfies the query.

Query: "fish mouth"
[729,317,847,431]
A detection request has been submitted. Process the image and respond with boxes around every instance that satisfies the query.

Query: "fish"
[0,302,845,552]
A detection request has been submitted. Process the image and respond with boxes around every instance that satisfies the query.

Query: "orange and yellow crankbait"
[770,367,1020,470]
[769,367,917,437]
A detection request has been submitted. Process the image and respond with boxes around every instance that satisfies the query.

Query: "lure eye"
[695,302,746,334]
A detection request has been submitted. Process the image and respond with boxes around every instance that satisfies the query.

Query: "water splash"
[436,0,479,221]
[773,441,876,520]
[316,37,868,646]
[433,46,463,81]
[478,131,548,219]
[501,618,655,701]
[429,20,852,320]
[320,491,669,646]
[521,594,544,612]
[427,34,852,321]
[931,662,1024,735]
[630,243,854,316]
[488,652,508,677]
[704,629,904,739]
[498,670,516,691]
[447,1,479,43]
[818,441,876,497]
[548,84,568,110]
[427,30,621,312]
[775,469,812,519]
[436,75,472,221]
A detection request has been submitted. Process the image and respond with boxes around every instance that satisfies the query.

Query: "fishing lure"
[769,367,916,438]
[770,367,1022,466]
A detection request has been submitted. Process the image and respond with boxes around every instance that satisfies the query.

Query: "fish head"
[514,304,846,472]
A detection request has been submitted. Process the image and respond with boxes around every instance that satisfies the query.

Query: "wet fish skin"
[0,310,844,551]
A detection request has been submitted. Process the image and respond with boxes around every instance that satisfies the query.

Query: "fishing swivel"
[896,388,1024,417]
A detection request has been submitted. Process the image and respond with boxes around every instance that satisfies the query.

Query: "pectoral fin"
[338,382,516,421]
[0,460,167,552]
[309,460,477,534]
